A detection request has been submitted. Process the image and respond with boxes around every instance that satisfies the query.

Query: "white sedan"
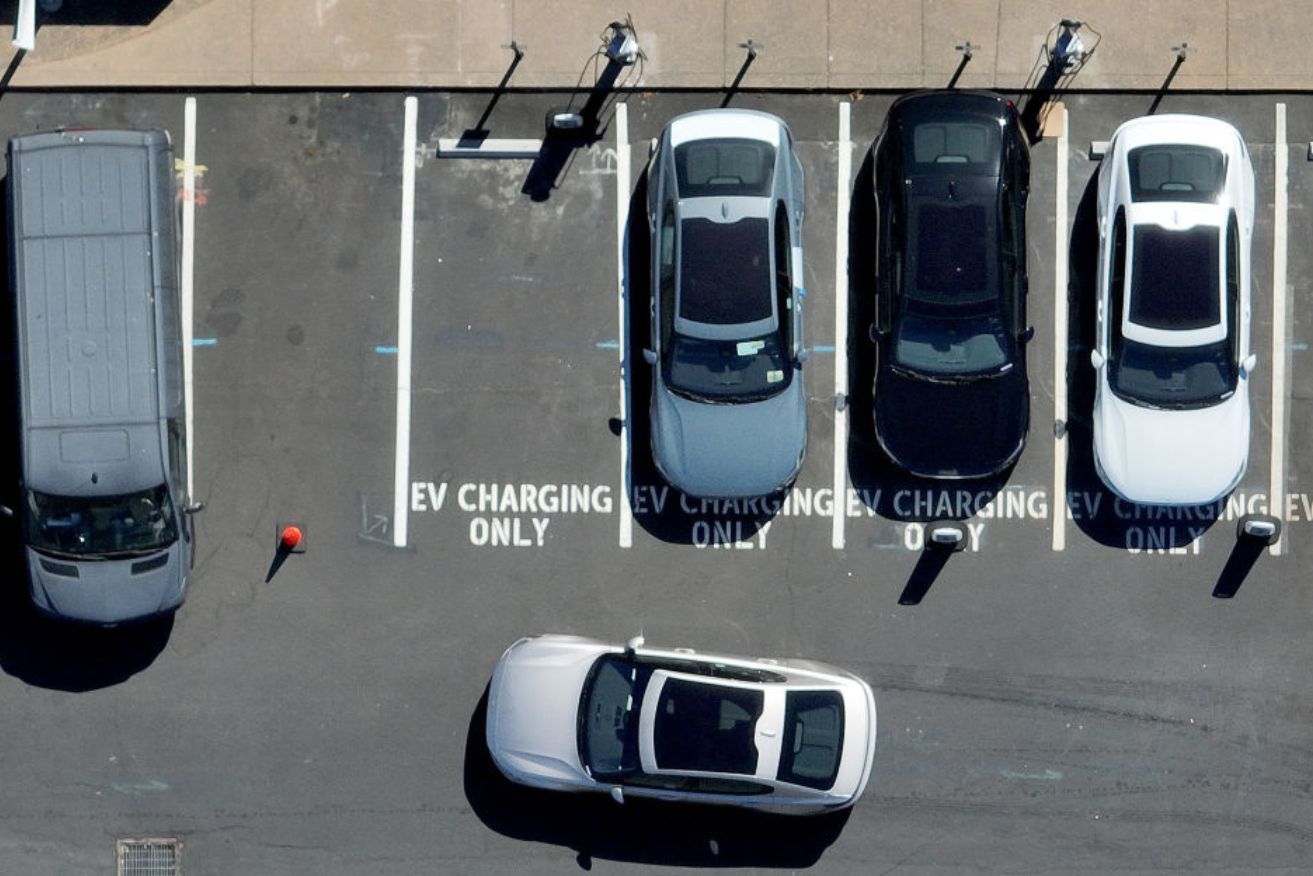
[485,634,877,815]
[1090,114,1255,506]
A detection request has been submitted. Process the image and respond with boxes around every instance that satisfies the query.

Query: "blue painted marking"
[814,344,836,353]
[192,338,217,347]
[596,341,620,350]
[1291,342,1308,351]
[375,345,399,354]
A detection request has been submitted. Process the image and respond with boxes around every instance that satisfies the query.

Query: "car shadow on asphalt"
[845,148,1017,524]
[0,0,173,27]
[0,175,173,692]
[622,165,779,547]
[463,685,851,869]
[1064,169,1222,551]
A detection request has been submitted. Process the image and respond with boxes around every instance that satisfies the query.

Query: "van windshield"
[27,484,178,558]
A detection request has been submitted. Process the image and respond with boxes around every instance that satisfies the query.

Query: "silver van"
[4,129,202,624]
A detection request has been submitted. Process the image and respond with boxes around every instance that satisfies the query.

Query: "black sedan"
[869,90,1032,479]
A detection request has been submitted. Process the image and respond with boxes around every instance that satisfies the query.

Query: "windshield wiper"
[32,545,93,561]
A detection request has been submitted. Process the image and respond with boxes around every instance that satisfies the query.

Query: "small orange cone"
[280,526,303,551]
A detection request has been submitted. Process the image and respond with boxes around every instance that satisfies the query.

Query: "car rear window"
[777,690,845,790]
[1129,145,1226,203]
[675,138,775,198]
[653,678,763,775]
[906,119,1000,175]
[678,217,772,324]
[1130,226,1220,330]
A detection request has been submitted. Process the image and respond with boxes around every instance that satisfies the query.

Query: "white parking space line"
[616,102,634,549]
[1270,102,1289,556]
[832,101,851,551]
[392,96,418,548]
[1052,105,1070,552]
[182,96,196,500]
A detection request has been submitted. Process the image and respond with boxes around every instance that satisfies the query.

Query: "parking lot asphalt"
[0,90,1311,875]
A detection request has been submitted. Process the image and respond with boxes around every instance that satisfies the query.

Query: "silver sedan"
[642,109,809,498]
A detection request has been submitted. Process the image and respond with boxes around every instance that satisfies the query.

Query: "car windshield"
[1129,145,1226,203]
[653,677,764,775]
[666,331,790,402]
[1130,226,1221,331]
[893,310,1012,377]
[578,656,654,779]
[777,690,846,790]
[1110,338,1236,408]
[27,484,177,558]
[674,138,775,198]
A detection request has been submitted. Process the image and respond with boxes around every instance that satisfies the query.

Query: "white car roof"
[669,111,782,147]
[1110,113,1244,154]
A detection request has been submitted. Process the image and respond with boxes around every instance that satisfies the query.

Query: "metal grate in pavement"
[116,838,181,876]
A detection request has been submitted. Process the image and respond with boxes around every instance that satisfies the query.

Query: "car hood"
[486,637,606,786]
[27,543,185,624]
[651,377,806,498]
[1094,384,1250,505]
[875,363,1028,479]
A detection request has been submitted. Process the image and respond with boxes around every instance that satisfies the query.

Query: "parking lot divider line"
[392,96,418,549]
[182,96,196,501]
[832,101,851,551]
[1052,104,1070,552]
[616,101,634,549]
[1270,102,1289,556]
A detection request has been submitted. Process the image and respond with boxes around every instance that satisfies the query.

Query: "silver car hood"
[27,543,185,624]
[486,637,606,788]
[651,377,806,498]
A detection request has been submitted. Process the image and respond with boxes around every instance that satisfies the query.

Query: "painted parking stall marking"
[1269,101,1290,556]
[832,100,853,551]
[615,101,635,549]
[1052,103,1070,552]
[392,95,419,548]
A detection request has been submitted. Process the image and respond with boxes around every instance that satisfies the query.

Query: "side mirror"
[641,349,657,366]
[868,323,880,344]
[1020,326,1035,343]
[624,634,645,655]
[0,505,12,519]
[1090,349,1106,370]
[184,501,206,515]
[609,786,625,805]
[795,347,813,366]
[1241,353,1258,377]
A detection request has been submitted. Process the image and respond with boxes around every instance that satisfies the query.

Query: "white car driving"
[485,634,877,815]
[1090,114,1255,506]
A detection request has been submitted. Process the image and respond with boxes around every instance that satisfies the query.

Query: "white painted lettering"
[458,483,477,512]
[967,521,984,551]
[470,517,489,545]
[411,481,429,513]
[532,517,549,546]
[903,522,924,551]
[692,520,710,548]
[756,520,772,549]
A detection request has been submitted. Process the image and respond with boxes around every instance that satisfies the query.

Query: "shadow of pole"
[1148,46,1189,115]
[463,42,525,140]
[946,43,973,89]
[0,49,26,97]
[721,41,759,107]
[1212,537,1266,599]
[1018,61,1065,144]
[898,548,953,605]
